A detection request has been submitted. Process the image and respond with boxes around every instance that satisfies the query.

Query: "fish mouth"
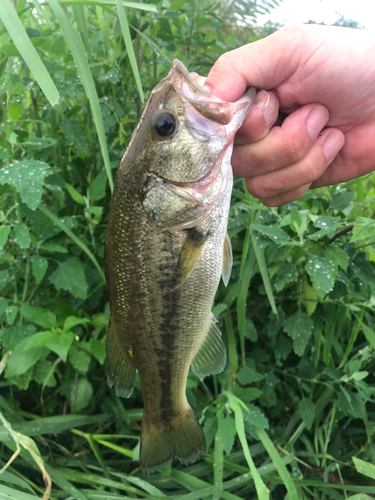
[158,59,256,141]
[177,60,255,138]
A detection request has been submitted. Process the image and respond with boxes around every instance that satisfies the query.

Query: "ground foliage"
[0,0,375,499]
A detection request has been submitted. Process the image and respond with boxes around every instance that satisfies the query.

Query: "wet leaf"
[305,255,336,296]
[12,224,31,248]
[49,257,88,299]
[0,160,52,210]
[30,255,48,282]
[252,224,290,244]
[283,311,313,356]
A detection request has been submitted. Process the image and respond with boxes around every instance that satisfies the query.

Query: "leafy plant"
[0,1,374,499]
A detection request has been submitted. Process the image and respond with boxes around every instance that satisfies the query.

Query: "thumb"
[204,27,303,102]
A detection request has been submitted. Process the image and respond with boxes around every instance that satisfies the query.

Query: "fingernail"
[306,106,329,139]
[323,132,343,162]
[254,90,274,128]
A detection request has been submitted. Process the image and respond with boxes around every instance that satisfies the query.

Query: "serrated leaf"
[0,225,10,247]
[49,258,88,299]
[302,281,318,316]
[218,416,236,455]
[21,137,57,150]
[12,223,31,248]
[237,366,263,385]
[305,255,336,296]
[274,264,298,292]
[298,397,315,429]
[0,160,52,210]
[69,345,91,374]
[5,337,49,377]
[243,403,269,429]
[20,303,56,329]
[30,255,48,281]
[350,217,375,243]
[0,324,36,351]
[252,224,290,244]
[323,246,349,271]
[283,310,313,356]
[203,417,217,449]
[60,118,89,155]
[71,377,93,412]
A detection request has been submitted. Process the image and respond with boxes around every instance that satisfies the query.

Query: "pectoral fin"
[222,232,233,287]
[191,314,226,377]
[106,318,136,398]
[174,228,208,287]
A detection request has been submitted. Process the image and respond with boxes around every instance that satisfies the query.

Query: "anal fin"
[222,232,233,287]
[106,317,136,398]
[191,314,227,377]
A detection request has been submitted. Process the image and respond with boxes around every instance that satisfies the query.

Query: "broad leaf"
[305,255,336,296]
[30,255,48,282]
[298,397,315,429]
[0,160,52,210]
[20,303,56,329]
[283,311,313,355]
[49,258,88,299]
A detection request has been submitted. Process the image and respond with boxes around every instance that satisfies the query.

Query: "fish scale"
[105,59,255,473]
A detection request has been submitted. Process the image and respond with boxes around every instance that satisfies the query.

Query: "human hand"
[205,24,375,206]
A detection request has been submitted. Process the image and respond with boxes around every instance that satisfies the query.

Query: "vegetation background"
[0,0,375,499]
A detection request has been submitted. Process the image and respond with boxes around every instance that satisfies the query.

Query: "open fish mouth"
[155,59,256,141]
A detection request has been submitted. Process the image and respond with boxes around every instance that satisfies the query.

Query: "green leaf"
[0,0,59,105]
[0,224,11,247]
[0,297,9,316]
[60,118,89,155]
[6,305,18,325]
[69,345,91,374]
[11,223,31,248]
[361,324,375,350]
[283,310,313,356]
[274,264,298,292]
[203,417,218,449]
[5,337,49,377]
[20,303,56,329]
[323,246,349,271]
[330,190,354,211]
[25,330,74,362]
[0,146,10,161]
[0,324,36,351]
[89,338,105,364]
[30,255,48,281]
[243,403,269,429]
[237,366,263,385]
[66,183,84,204]
[49,257,88,299]
[252,224,290,244]
[88,169,107,201]
[350,217,375,243]
[218,416,236,455]
[305,255,336,296]
[0,160,52,210]
[63,316,90,332]
[71,377,93,411]
[21,137,57,150]
[353,457,375,480]
[301,281,318,316]
[298,397,315,430]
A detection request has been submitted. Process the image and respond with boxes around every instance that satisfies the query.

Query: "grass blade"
[237,208,256,364]
[45,0,114,192]
[59,0,157,11]
[213,423,224,500]
[250,215,278,317]
[256,428,298,500]
[38,204,105,282]
[116,0,144,102]
[0,0,59,105]
[0,485,41,500]
[226,393,269,500]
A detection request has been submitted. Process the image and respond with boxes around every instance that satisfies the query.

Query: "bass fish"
[105,60,255,473]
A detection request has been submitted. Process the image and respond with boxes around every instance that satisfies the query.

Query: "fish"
[105,59,255,473]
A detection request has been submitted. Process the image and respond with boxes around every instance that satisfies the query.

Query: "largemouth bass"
[105,60,255,473]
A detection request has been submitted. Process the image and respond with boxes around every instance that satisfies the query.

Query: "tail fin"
[140,406,206,474]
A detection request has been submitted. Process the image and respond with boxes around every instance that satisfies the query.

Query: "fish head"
[121,59,256,230]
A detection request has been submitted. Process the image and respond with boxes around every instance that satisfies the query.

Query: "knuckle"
[281,132,309,165]
[246,178,270,200]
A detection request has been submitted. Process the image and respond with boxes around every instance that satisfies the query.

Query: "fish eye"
[154,112,177,138]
